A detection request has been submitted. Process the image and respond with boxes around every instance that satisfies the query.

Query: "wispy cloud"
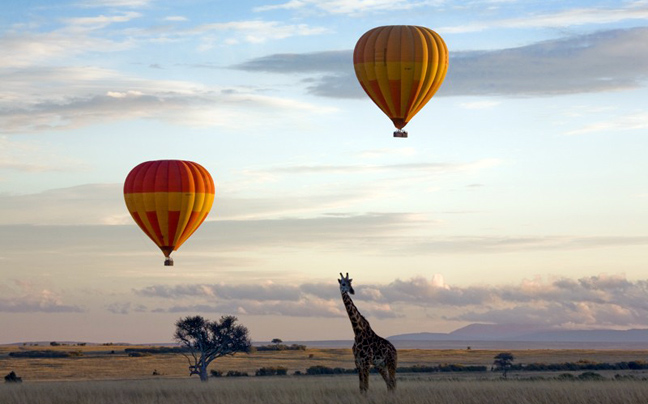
[566,111,648,135]
[62,11,142,31]
[441,2,648,33]
[0,281,83,313]
[233,27,648,98]
[0,66,331,134]
[254,0,436,15]
[257,159,500,175]
[106,302,147,314]
[75,0,154,8]
[0,136,86,173]
[188,20,329,45]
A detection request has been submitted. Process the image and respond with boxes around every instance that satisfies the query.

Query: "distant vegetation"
[509,360,648,372]
[255,343,306,352]
[124,347,188,354]
[9,350,82,358]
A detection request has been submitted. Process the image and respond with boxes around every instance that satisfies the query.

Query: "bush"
[306,366,353,375]
[9,350,82,358]
[127,352,151,357]
[256,344,307,351]
[124,347,188,355]
[578,372,605,381]
[255,367,288,376]
[210,370,223,378]
[225,371,248,377]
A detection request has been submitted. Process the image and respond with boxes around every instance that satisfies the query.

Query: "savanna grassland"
[3,345,648,403]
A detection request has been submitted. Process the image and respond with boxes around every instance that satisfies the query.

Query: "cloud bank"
[134,273,648,329]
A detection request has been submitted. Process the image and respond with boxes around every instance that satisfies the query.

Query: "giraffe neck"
[341,290,372,337]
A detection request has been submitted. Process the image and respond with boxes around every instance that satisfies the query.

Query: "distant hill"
[389,324,648,343]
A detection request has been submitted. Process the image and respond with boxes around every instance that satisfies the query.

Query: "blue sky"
[1,0,647,344]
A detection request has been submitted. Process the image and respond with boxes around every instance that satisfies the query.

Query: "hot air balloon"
[123,160,215,266]
[353,25,448,138]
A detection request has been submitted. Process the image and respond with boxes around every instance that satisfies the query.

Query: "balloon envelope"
[123,160,215,265]
[353,25,448,135]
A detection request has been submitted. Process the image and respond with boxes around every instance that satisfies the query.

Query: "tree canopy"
[174,315,251,382]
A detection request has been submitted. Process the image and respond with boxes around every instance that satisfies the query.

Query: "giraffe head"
[338,272,355,295]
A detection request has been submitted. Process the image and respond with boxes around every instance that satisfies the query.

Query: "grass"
[4,345,648,381]
[3,376,648,404]
[3,345,648,403]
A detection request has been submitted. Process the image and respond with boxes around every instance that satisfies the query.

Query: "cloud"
[75,0,154,7]
[253,0,435,15]
[259,159,501,175]
[106,302,147,314]
[63,11,142,31]
[137,282,303,301]
[0,32,132,69]
[0,184,124,225]
[133,273,648,328]
[188,20,329,44]
[382,274,648,329]
[566,111,648,135]
[441,2,648,33]
[136,282,397,319]
[458,100,501,110]
[0,66,330,134]
[0,136,87,173]
[232,27,648,98]
[0,281,84,313]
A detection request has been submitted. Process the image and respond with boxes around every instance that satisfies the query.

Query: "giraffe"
[338,272,397,393]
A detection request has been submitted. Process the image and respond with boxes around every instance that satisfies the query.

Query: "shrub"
[124,347,188,354]
[210,370,223,378]
[127,352,151,357]
[255,367,288,376]
[578,372,605,381]
[226,371,248,377]
[9,350,81,358]
[256,344,307,351]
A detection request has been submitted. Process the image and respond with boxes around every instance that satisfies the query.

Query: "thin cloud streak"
[233,28,648,98]
[441,2,648,33]
[253,0,431,14]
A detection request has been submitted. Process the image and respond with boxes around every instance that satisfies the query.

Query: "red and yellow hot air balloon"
[353,25,449,138]
[123,160,215,266]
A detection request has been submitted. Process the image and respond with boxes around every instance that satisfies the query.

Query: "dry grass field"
[2,344,648,381]
[3,345,648,403]
[3,376,648,404]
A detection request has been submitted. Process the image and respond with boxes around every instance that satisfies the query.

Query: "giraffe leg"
[388,362,397,391]
[358,364,370,394]
[377,366,396,392]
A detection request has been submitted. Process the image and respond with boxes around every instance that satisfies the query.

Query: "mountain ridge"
[389,324,648,342]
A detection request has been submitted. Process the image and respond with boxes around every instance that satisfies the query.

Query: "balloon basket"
[164,257,174,266]
[393,130,408,138]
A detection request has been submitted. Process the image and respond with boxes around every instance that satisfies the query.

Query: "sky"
[1,0,647,344]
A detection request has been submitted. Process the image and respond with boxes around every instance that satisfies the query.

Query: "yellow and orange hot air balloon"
[123,160,215,266]
[353,25,449,138]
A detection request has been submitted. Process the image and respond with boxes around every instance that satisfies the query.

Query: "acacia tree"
[493,352,515,378]
[174,315,251,382]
